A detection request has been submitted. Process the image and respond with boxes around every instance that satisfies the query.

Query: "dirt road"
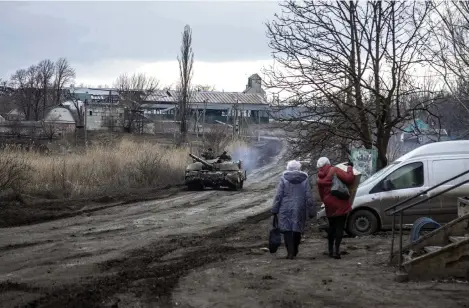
[1,137,468,308]
[0,138,286,307]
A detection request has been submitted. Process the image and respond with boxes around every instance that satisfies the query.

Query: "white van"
[316,140,469,236]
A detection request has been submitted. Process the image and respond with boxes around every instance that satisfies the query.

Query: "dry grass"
[1,138,251,199]
[1,140,190,198]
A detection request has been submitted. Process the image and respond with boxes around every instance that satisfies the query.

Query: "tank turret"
[189,153,214,170]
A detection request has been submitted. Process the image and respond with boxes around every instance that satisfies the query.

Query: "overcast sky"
[0,1,281,91]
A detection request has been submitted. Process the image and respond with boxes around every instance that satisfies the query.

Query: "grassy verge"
[1,140,190,199]
[0,137,251,200]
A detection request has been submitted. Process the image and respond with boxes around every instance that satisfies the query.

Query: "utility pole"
[84,97,88,150]
[257,109,261,141]
[173,104,177,142]
[202,99,206,141]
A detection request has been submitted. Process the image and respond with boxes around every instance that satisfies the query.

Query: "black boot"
[327,223,336,258]
[327,241,334,258]
[284,232,294,259]
[333,244,341,259]
[293,232,301,257]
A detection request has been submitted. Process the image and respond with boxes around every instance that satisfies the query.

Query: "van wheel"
[347,209,379,237]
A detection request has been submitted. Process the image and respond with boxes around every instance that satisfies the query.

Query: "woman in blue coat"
[271,160,315,259]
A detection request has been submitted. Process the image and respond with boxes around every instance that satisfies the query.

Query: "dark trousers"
[327,215,347,255]
[283,231,302,257]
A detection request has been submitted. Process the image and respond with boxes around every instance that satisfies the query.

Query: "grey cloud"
[0,1,280,78]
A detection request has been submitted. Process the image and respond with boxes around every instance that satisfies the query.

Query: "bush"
[203,124,232,154]
[0,153,32,193]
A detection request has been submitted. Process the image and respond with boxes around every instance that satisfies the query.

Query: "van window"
[372,162,424,192]
[360,161,399,186]
[431,159,469,186]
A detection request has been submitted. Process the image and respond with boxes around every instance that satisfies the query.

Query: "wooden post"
[84,97,88,150]
[257,109,261,141]
[202,100,206,138]
[173,104,177,143]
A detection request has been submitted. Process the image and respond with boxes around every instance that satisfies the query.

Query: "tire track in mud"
[21,211,271,308]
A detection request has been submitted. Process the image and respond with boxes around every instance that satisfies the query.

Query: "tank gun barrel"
[189,153,214,170]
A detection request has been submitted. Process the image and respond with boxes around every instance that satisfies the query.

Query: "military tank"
[185,153,246,191]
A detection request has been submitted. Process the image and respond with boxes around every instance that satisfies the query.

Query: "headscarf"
[286,160,301,171]
[317,157,331,168]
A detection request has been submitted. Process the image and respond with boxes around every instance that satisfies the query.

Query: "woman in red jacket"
[316,157,355,259]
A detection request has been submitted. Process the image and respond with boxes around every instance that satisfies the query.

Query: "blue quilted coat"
[271,171,315,233]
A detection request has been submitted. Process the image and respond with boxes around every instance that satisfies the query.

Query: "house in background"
[388,118,450,161]
[5,108,25,121]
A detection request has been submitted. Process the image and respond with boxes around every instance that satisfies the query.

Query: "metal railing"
[384,169,469,272]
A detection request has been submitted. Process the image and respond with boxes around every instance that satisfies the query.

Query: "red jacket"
[317,165,355,217]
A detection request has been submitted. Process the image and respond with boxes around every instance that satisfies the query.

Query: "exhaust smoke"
[230,139,282,174]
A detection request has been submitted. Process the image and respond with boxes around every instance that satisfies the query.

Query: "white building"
[43,106,76,135]
[85,103,124,131]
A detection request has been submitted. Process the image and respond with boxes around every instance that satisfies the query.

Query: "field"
[1,130,258,197]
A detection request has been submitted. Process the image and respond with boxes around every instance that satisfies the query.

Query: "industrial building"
[140,74,270,125]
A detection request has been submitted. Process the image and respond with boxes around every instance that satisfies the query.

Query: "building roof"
[249,73,261,80]
[68,81,268,106]
[7,108,24,116]
[403,119,429,133]
[44,106,76,124]
[146,90,267,105]
[72,87,119,96]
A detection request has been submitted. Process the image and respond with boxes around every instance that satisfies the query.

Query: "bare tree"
[62,89,84,126]
[53,58,76,105]
[0,79,14,114]
[114,72,159,133]
[194,84,215,92]
[422,1,469,137]
[37,59,55,118]
[115,72,159,106]
[10,65,43,120]
[176,24,195,144]
[8,58,76,121]
[265,0,435,169]
[203,124,232,154]
[41,114,61,140]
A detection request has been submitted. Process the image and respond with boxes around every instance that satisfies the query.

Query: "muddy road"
[1,137,468,308]
[0,138,287,307]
